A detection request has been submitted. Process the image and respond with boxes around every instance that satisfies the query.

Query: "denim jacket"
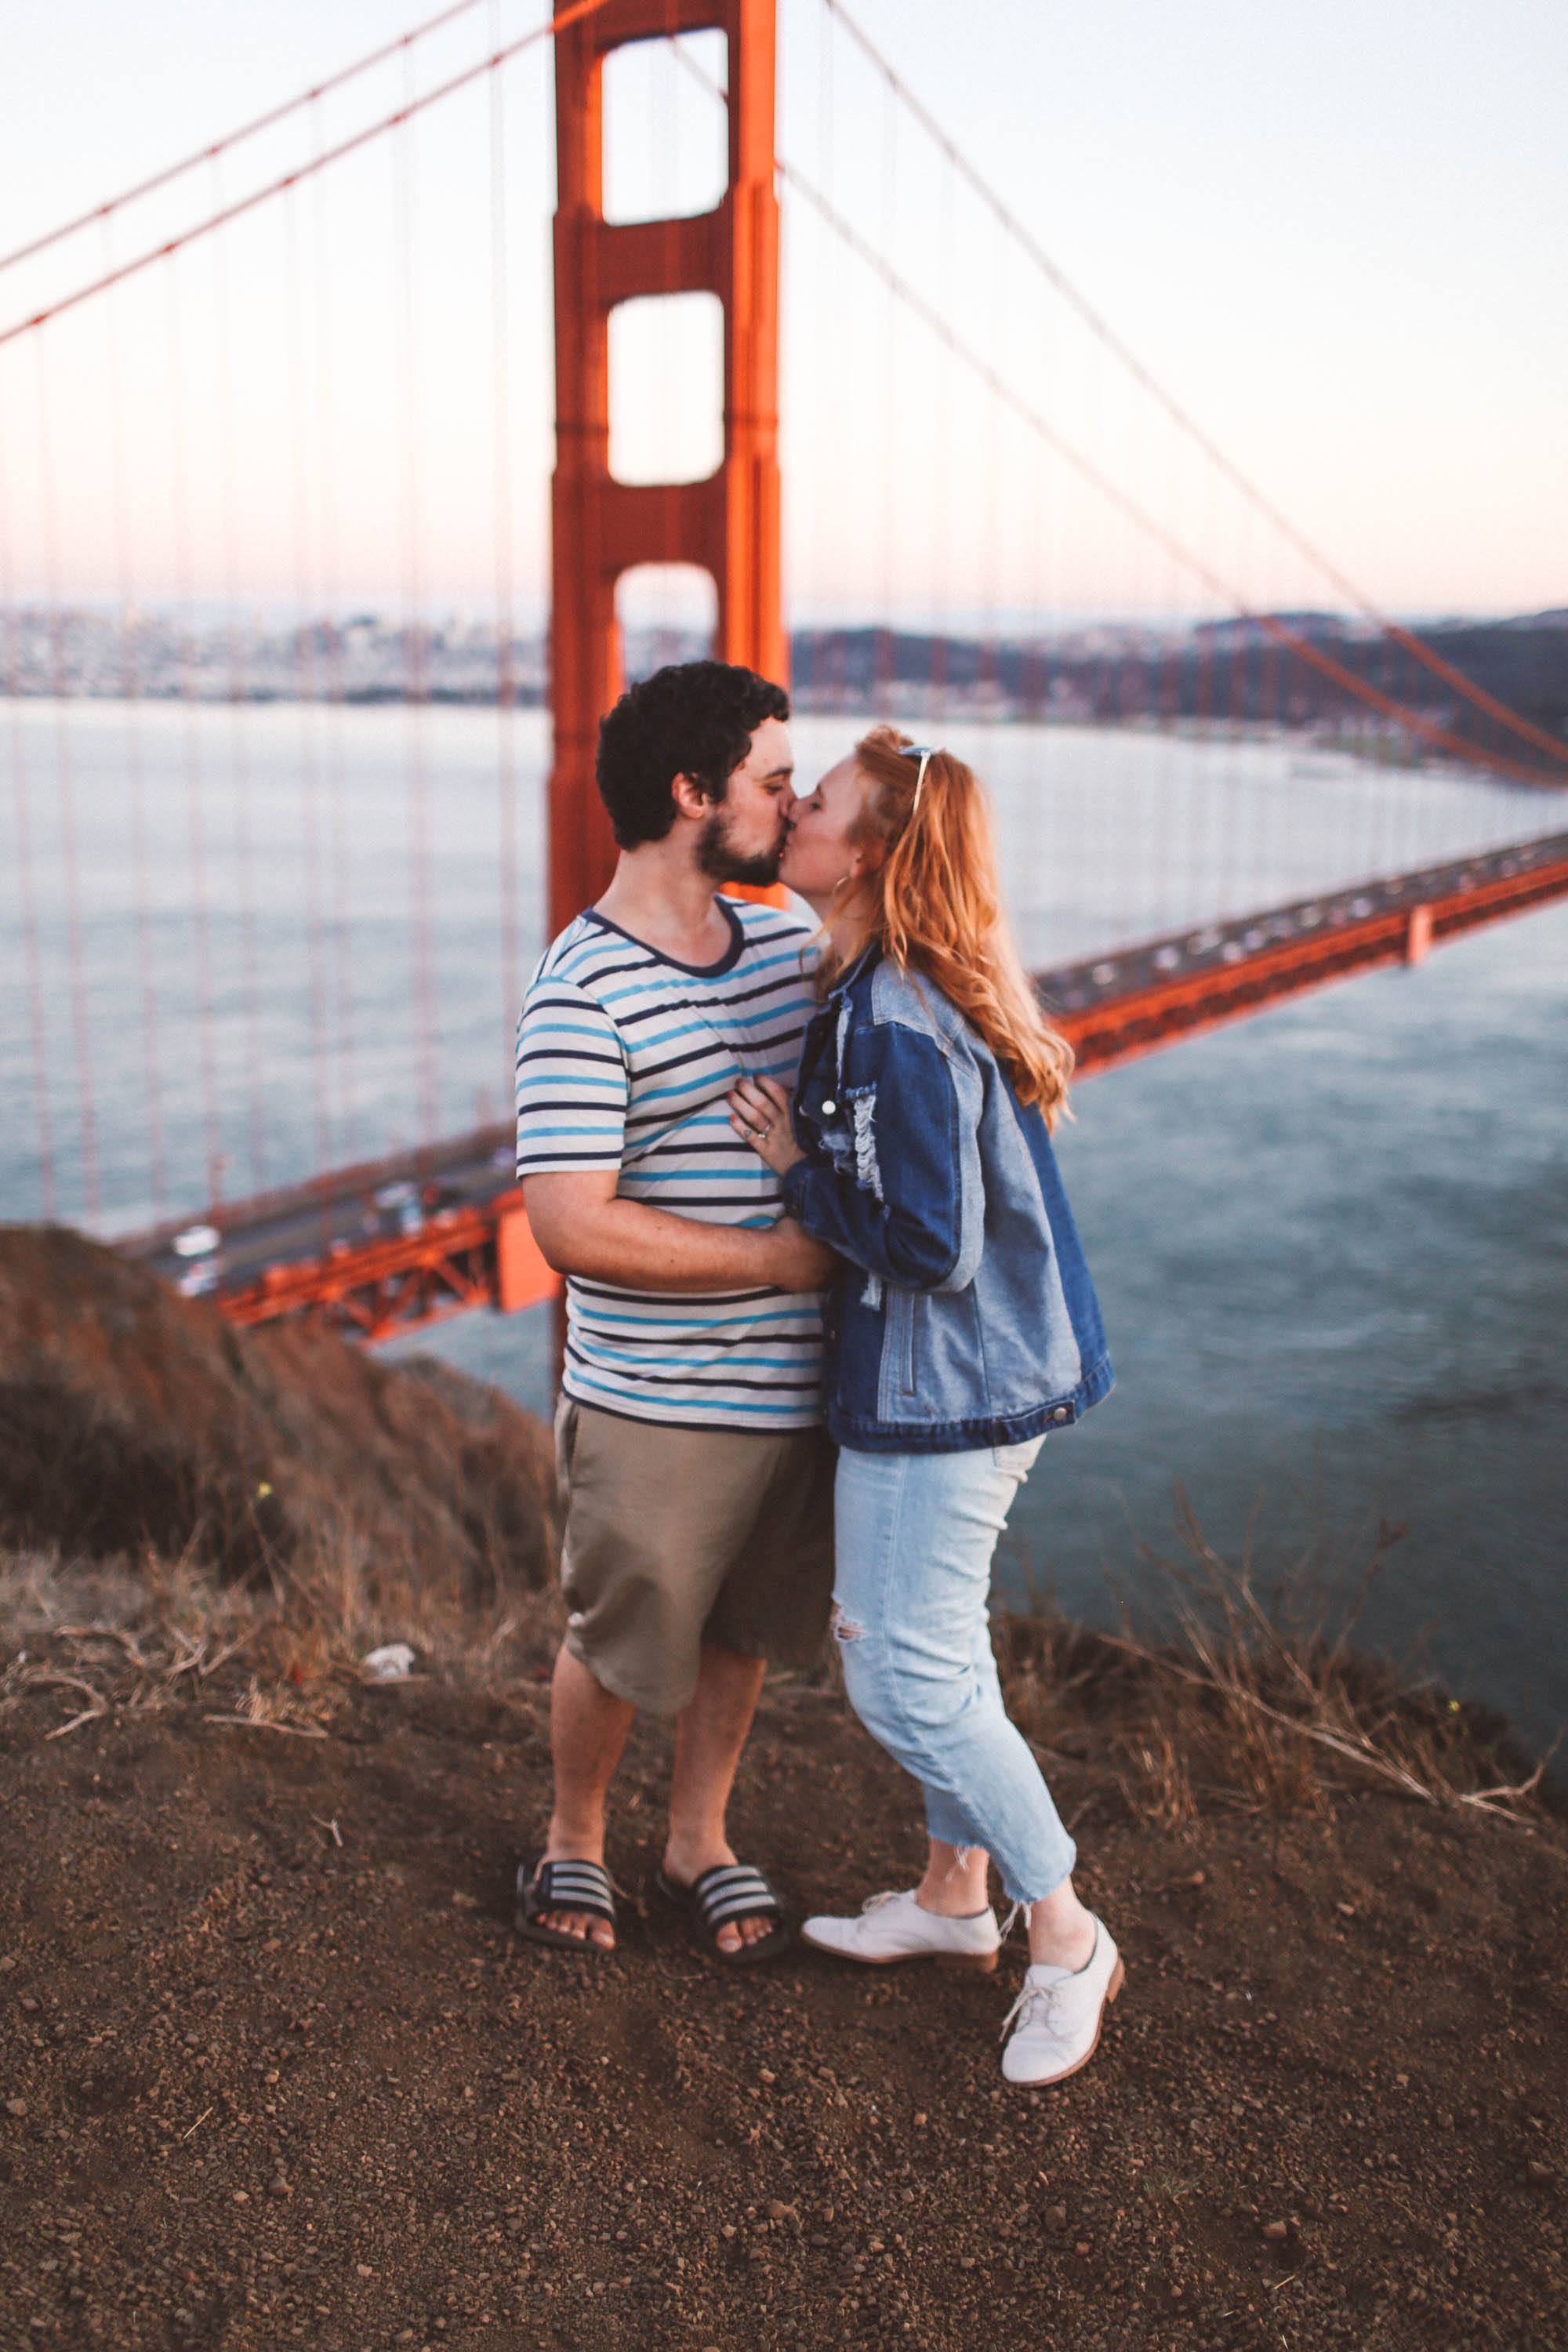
[780,946,1113,1454]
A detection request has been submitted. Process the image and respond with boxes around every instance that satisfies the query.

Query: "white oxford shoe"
[800,1886,1001,1972]
[1000,1918,1124,2086]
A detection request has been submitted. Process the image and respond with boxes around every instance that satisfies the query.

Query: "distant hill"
[787,612,1568,771]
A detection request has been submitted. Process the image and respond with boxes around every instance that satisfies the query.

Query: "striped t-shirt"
[514,896,826,1430]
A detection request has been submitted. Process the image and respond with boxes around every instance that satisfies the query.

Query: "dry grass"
[0,1529,567,1746]
[2,1486,1554,1836]
[997,1490,1553,1831]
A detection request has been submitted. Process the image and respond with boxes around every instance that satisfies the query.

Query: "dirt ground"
[2,1667,1566,2352]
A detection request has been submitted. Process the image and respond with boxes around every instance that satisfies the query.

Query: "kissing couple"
[514,659,1119,2088]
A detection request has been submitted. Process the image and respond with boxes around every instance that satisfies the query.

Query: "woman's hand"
[728,1075,804,1176]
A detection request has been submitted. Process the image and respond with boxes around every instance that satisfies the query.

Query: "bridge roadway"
[117,827,1568,1341]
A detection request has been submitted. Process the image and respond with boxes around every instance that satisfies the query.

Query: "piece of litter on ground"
[361,1643,416,1681]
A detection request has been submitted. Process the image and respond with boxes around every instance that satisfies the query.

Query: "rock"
[1045,2205,1068,2230]
[1526,2161,1553,2186]
[5,2097,26,2118]
[361,1643,416,1682]
[20,1995,39,2013]
[1261,2220,1289,2242]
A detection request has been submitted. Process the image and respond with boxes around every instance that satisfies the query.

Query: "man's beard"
[695,805,786,887]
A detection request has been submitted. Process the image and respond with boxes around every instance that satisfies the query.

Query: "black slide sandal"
[515,1853,617,1954]
[656,1862,791,1967]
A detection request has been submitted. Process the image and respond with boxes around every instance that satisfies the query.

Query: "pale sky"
[1,0,1563,626]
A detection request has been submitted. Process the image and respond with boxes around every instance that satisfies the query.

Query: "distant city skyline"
[1,0,1563,623]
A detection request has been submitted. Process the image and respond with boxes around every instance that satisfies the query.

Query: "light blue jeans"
[832,1439,1076,1908]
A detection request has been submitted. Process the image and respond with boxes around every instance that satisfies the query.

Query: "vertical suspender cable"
[34,332,101,1223]
[661,3,680,667]
[805,0,835,711]
[490,6,522,1065]
[1033,235,1058,742]
[821,15,847,716]
[872,60,897,711]
[1229,503,1254,916]
[651,18,668,666]
[1258,517,1280,906]
[164,257,224,1207]
[928,147,953,724]
[1219,497,1250,923]
[0,430,57,1218]
[1189,436,1218,927]
[211,159,267,1192]
[1123,367,1151,940]
[285,181,334,1177]
[397,53,439,1151]
[1399,633,1424,870]
[975,205,1004,715]
[1026,270,1054,954]
[1252,505,1274,913]
[103,220,168,1218]
[313,96,358,1166]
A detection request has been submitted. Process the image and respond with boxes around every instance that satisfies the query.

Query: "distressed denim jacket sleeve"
[781,1018,984,1294]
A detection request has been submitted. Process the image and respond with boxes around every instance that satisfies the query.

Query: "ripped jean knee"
[830,1599,868,1645]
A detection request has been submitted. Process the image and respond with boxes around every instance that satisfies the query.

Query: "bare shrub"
[997,1490,1552,1828]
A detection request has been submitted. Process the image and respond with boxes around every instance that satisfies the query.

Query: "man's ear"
[670,771,715,824]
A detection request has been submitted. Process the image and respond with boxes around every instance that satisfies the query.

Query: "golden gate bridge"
[3,0,1566,1341]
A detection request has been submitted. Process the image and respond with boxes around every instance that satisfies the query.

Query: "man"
[514,660,836,1962]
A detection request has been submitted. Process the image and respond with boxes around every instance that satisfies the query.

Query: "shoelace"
[859,1889,902,1914]
[1000,1976,1062,2044]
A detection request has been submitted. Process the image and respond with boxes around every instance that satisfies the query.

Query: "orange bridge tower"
[548,0,784,938]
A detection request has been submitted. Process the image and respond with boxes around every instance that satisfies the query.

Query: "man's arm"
[521,1171,835,1294]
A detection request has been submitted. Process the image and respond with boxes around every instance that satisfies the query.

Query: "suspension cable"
[779,154,1566,792]
[815,0,1568,771]
[0,0,619,352]
[0,0,493,278]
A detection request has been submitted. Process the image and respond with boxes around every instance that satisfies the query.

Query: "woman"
[728,727,1120,2088]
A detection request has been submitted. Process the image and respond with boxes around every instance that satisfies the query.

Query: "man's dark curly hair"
[595,659,790,850]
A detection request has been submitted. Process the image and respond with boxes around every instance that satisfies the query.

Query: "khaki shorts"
[555,1399,836,1716]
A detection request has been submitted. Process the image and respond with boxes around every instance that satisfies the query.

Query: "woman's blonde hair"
[822,724,1073,1128]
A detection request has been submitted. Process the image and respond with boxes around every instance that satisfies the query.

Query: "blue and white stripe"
[515,898,825,1430]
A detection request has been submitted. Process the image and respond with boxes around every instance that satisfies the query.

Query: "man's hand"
[761,1216,837,1293]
